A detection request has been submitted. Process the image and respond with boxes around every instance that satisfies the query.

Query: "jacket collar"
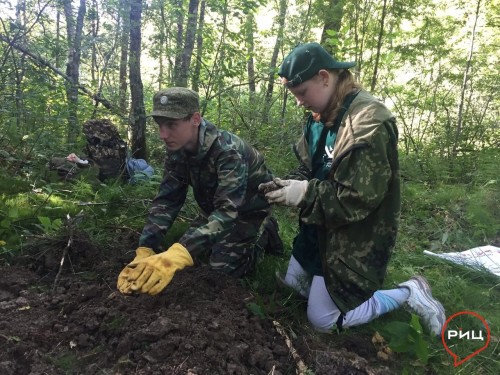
[184,119,219,162]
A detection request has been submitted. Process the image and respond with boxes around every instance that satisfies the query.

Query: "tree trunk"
[129,0,147,160]
[63,0,86,145]
[119,0,130,113]
[262,0,286,125]
[56,9,61,68]
[352,1,373,81]
[453,0,481,157]
[14,0,26,133]
[172,0,184,86]
[245,12,256,97]
[176,0,199,87]
[352,3,360,81]
[157,4,166,90]
[90,0,99,86]
[200,0,227,116]
[192,0,206,92]
[320,0,344,54]
[216,0,228,125]
[92,21,119,118]
[370,0,388,92]
[297,0,313,42]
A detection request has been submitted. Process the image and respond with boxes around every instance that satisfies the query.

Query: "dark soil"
[0,231,395,375]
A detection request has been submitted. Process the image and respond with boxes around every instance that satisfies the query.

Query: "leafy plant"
[381,314,430,365]
[36,216,63,234]
[0,206,22,251]
[247,301,267,319]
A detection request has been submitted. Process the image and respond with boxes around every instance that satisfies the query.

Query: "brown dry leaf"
[372,331,385,345]
[383,346,393,355]
[377,350,390,361]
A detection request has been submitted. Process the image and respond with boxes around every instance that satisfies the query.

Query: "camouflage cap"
[151,87,200,119]
[278,42,356,87]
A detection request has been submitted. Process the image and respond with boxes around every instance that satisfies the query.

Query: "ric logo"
[442,311,491,367]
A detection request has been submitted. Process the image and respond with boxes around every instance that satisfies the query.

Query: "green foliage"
[466,185,500,239]
[1,1,499,373]
[0,205,21,254]
[36,216,62,234]
[381,315,430,365]
[398,150,499,256]
[247,301,267,319]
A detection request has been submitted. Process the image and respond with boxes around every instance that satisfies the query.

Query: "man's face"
[155,113,200,153]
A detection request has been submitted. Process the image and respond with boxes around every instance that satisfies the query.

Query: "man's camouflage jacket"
[139,120,273,256]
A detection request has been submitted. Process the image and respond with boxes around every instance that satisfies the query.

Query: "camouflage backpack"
[82,119,128,182]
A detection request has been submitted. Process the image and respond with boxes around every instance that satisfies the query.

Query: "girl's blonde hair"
[313,69,362,126]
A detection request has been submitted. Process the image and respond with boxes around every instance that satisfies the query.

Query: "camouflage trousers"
[190,208,272,277]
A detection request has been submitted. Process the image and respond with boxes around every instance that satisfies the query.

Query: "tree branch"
[0,33,120,114]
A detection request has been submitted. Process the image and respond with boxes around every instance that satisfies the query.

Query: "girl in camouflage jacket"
[259,43,446,336]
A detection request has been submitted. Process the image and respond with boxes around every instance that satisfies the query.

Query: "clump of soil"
[0,233,394,374]
[257,180,282,198]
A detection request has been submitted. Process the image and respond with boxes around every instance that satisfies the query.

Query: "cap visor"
[150,110,184,119]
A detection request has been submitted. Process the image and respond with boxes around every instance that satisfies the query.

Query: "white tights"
[284,255,409,332]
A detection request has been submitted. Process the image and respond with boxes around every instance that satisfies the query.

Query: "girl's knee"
[307,308,339,333]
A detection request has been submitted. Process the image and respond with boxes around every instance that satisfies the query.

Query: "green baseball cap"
[278,42,356,87]
[151,87,200,118]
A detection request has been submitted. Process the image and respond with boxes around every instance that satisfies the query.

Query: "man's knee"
[209,250,256,278]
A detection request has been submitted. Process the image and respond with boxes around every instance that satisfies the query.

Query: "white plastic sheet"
[423,245,500,277]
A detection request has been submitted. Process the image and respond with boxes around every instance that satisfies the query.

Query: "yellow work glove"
[117,247,156,294]
[120,243,193,296]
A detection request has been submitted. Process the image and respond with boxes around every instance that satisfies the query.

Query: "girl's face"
[287,70,336,114]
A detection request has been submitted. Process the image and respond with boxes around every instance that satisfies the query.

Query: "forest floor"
[0,229,401,375]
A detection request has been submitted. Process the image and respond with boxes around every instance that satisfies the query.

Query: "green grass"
[1,146,499,374]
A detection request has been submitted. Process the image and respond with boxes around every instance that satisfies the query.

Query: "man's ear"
[191,112,202,126]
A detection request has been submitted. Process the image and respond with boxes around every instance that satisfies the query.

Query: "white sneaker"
[398,276,446,335]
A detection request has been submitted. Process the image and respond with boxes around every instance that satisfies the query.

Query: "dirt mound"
[0,237,393,374]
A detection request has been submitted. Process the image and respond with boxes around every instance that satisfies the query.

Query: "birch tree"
[176,0,199,87]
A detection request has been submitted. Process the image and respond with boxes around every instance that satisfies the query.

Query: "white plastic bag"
[424,245,500,277]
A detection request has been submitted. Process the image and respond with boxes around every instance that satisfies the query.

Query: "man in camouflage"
[117,87,278,296]
[259,43,446,336]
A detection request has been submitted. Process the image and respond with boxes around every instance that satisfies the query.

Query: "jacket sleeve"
[284,136,312,181]
[138,157,188,250]
[299,124,394,229]
[178,149,248,256]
